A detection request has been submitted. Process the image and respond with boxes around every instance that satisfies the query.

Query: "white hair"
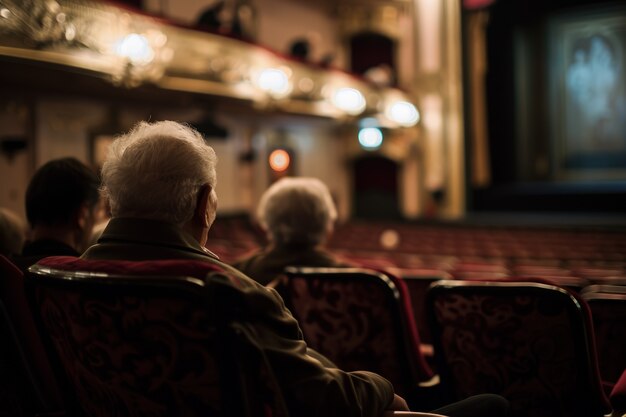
[101,121,217,225]
[257,177,337,246]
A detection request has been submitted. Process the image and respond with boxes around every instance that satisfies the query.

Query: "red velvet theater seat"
[282,266,440,410]
[25,256,286,417]
[426,279,612,417]
[0,255,64,416]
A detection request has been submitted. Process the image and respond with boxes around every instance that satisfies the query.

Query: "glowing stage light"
[358,127,383,150]
[269,149,290,172]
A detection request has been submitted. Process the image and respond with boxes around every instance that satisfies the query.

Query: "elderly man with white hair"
[234,176,350,286]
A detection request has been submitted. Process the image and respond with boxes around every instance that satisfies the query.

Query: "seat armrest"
[417,374,440,388]
[610,368,626,414]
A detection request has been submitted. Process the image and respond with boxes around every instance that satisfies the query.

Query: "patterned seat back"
[0,255,63,416]
[0,299,43,416]
[581,284,626,385]
[283,267,432,399]
[426,280,610,417]
[26,257,288,417]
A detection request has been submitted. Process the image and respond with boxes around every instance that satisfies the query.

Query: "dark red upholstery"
[36,256,225,280]
[396,269,454,344]
[581,285,626,385]
[0,255,64,415]
[359,266,434,382]
[389,272,436,373]
[25,257,287,417]
[282,267,434,406]
[611,369,626,413]
[426,280,611,417]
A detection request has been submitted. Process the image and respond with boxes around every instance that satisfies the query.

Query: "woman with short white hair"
[234,176,350,285]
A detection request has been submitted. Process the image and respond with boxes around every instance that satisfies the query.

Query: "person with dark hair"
[289,38,310,60]
[197,0,256,40]
[197,0,225,32]
[12,157,100,270]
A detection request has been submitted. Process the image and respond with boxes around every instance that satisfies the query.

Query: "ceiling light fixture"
[332,87,366,115]
[257,68,291,98]
[115,33,154,64]
[386,100,420,127]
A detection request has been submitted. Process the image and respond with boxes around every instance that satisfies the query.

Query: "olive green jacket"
[233,244,350,286]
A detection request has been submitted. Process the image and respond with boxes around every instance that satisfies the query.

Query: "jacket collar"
[98,217,219,259]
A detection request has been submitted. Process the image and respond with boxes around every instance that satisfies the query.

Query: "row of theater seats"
[209,218,626,330]
[279,266,626,417]
[329,222,626,265]
[323,224,626,411]
[1,252,626,416]
[0,255,448,417]
[329,222,626,279]
[4,217,623,416]
[209,217,626,272]
[207,217,626,415]
[209,217,626,339]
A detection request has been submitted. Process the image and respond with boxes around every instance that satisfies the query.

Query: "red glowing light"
[269,149,290,172]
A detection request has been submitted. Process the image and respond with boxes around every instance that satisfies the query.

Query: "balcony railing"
[0,0,419,127]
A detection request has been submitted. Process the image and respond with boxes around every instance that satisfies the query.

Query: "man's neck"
[31,226,78,252]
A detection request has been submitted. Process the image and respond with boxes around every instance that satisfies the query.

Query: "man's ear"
[195,184,213,227]
[75,203,91,230]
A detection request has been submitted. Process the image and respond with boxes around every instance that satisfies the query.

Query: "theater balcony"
[0,0,418,125]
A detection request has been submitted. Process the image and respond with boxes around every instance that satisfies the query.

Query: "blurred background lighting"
[358,127,383,149]
[269,149,290,172]
[333,87,366,115]
[115,33,154,64]
[298,77,315,93]
[359,117,379,128]
[387,101,420,126]
[379,229,400,249]
[258,68,291,98]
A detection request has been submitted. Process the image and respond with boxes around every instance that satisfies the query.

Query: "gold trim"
[0,0,418,123]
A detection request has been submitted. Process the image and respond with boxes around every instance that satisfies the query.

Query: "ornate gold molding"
[0,0,419,125]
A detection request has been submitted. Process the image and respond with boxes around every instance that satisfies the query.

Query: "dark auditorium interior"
[1,0,626,416]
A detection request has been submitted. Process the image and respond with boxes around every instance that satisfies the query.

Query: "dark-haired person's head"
[25,157,100,252]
